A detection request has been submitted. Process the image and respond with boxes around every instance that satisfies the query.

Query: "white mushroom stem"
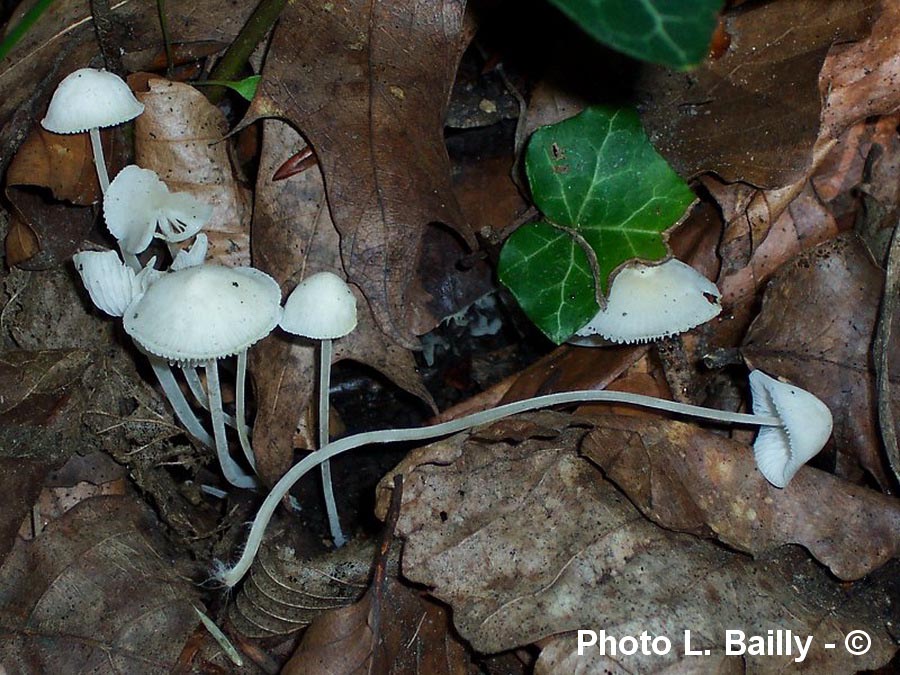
[217,389,781,586]
[235,350,257,470]
[149,357,215,448]
[89,126,110,193]
[205,358,257,489]
[182,365,238,429]
[316,338,345,547]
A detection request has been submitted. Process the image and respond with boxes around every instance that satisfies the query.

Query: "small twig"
[89,0,124,74]
[204,0,288,104]
[874,218,900,489]
[156,0,174,77]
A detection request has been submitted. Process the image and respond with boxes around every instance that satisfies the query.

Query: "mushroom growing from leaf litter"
[572,258,721,344]
[104,165,212,269]
[123,264,282,489]
[217,368,832,586]
[41,68,144,194]
[749,369,833,488]
[73,249,160,317]
[279,271,358,547]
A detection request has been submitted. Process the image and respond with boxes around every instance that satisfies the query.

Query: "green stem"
[203,0,287,104]
[217,390,780,586]
[317,339,345,546]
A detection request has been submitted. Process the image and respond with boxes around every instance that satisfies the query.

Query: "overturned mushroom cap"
[105,165,212,254]
[73,250,160,317]
[124,265,282,364]
[171,233,209,271]
[573,259,721,344]
[280,271,357,340]
[41,69,144,134]
[749,369,833,488]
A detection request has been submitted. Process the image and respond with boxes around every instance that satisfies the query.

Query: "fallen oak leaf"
[243,0,476,347]
[582,414,900,581]
[251,120,435,483]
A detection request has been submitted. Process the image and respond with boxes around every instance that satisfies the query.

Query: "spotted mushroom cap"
[280,271,357,340]
[123,265,282,364]
[41,68,144,134]
[573,258,721,345]
[749,369,833,488]
[105,165,212,255]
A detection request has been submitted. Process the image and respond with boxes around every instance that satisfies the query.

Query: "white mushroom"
[749,369,833,488]
[73,250,159,317]
[280,271,358,547]
[41,68,144,194]
[572,258,721,344]
[124,264,283,488]
[105,165,212,262]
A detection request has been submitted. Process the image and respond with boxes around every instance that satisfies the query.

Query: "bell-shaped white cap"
[105,165,212,254]
[123,265,282,364]
[749,369,833,488]
[171,233,209,271]
[573,259,721,344]
[73,250,160,317]
[280,271,357,340]
[41,68,144,134]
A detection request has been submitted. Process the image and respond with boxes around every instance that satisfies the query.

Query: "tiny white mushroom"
[41,68,144,194]
[124,264,282,488]
[73,250,160,317]
[280,271,358,547]
[573,258,721,345]
[105,165,212,261]
[749,369,833,488]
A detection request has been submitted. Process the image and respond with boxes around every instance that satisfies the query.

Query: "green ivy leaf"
[547,0,723,69]
[193,75,261,101]
[499,106,695,344]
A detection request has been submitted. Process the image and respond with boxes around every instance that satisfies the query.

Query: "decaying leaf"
[6,126,100,205]
[246,0,476,346]
[0,496,200,673]
[582,414,900,580]
[375,415,897,671]
[638,0,876,187]
[133,77,251,267]
[251,120,436,482]
[743,234,899,488]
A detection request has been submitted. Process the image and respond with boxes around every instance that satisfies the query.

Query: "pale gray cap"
[124,265,282,364]
[280,271,357,340]
[42,68,144,134]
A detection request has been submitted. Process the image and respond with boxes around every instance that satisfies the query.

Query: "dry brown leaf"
[0,0,253,176]
[743,234,898,488]
[250,120,435,482]
[133,77,251,267]
[246,0,476,347]
[582,415,900,580]
[6,126,99,205]
[638,0,876,188]
[375,416,897,671]
[0,496,200,673]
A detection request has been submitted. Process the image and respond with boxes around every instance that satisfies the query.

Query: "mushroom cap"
[41,69,144,134]
[280,271,357,340]
[73,250,160,317]
[105,165,212,254]
[124,265,282,364]
[573,258,721,344]
[749,369,833,488]
[171,233,209,271]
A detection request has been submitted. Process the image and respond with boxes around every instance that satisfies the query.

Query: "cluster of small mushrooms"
[50,69,834,587]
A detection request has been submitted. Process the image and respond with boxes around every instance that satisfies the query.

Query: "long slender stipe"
[149,357,214,447]
[235,350,257,470]
[317,339,345,546]
[218,389,780,586]
[205,359,257,489]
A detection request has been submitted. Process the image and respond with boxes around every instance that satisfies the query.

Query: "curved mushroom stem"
[182,365,238,429]
[149,356,215,448]
[235,350,257,470]
[205,358,257,489]
[217,389,781,586]
[317,338,345,547]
